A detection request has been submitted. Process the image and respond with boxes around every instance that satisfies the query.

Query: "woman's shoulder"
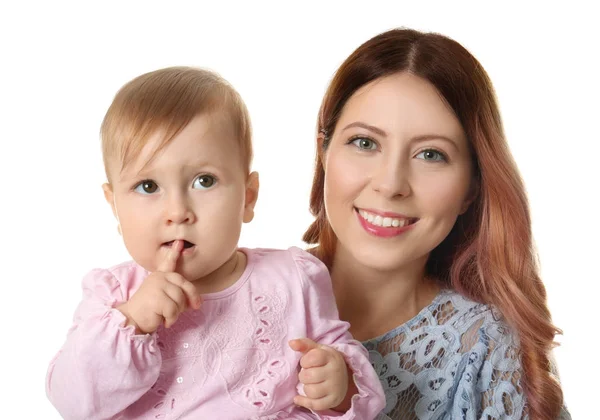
[367,288,518,348]
[433,289,518,344]
[365,289,527,419]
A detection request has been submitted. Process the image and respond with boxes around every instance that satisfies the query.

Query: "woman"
[304,28,569,419]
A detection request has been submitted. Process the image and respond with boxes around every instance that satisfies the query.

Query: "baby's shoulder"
[105,260,145,278]
[243,247,329,287]
[80,260,147,295]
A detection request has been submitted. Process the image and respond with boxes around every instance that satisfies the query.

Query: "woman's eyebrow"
[341,121,388,137]
[411,134,460,151]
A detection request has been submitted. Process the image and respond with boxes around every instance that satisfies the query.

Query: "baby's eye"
[351,137,377,150]
[416,149,447,162]
[193,174,216,189]
[134,180,159,194]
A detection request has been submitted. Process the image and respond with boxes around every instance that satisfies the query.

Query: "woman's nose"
[371,157,412,199]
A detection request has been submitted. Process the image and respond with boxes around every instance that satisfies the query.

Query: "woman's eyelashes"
[348,135,378,151]
[132,174,218,195]
[415,148,448,163]
[347,135,449,163]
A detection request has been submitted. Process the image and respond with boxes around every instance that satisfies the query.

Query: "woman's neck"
[331,246,440,341]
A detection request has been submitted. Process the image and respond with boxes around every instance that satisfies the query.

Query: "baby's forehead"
[116,114,244,176]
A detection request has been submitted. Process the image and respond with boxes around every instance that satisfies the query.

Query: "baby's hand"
[289,338,349,412]
[118,240,202,334]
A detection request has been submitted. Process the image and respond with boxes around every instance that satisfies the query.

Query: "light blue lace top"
[362,289,570,419]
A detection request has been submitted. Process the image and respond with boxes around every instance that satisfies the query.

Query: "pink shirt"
[46,247,385,419]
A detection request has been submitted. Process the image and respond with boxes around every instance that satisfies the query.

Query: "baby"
[45,67,385,419]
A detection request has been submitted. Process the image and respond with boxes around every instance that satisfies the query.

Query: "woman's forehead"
[337,73,465,141]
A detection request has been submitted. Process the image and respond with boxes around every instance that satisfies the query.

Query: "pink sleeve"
[45,267,161,420]
[291,249,385,420]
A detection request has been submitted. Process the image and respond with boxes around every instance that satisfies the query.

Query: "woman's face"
[323,72,474,273]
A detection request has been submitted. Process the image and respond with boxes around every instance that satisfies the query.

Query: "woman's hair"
[304,28,563,419]
[101,66,252,182]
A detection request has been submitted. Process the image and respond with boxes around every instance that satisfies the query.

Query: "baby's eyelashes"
[134,180,160,194]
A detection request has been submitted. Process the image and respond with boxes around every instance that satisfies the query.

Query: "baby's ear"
[102,183,118,220]
[243,172,259,223]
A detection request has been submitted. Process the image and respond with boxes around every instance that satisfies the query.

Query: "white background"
[1,1,597,418]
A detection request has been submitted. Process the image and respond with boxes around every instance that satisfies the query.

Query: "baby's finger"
[157,240,183,273]
[162,299,182,328]
[165,272,202,309]
[162,282,188,313]
[289,338,320,354]
[299,348,330,369]
[293,393,332,412]
[163,315,178,329]
[298,367,327,385]
[304,382,329,400]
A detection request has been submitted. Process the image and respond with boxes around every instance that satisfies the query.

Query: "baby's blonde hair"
[101,66,252,182]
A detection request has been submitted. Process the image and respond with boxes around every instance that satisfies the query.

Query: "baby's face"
[103,113,258,282]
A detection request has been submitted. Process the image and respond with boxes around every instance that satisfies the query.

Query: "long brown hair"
[303,28,563,419]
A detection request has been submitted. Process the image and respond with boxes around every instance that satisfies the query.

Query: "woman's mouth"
[355,208,418,238]
[356,208,418,228]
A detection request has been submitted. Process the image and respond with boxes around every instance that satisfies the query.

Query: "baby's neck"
[192,250,246,295]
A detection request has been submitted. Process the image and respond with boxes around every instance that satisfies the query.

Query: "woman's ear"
[317,132,327,170]
[460,177,479,214]
[243,172,260,223]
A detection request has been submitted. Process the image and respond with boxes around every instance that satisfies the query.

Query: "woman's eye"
[351,137,377,150]
[416,149,447,162]
[134,180,159,194]
[193,174,216,189]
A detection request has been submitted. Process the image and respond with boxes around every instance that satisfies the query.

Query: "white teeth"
[358,209,412,228]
